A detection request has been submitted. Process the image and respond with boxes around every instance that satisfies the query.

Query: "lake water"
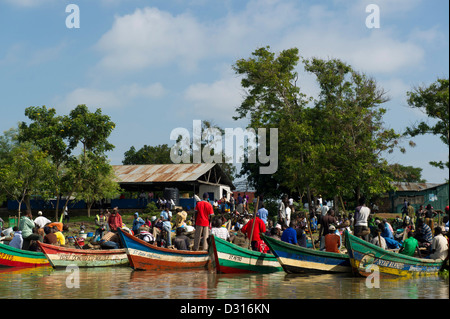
[0,266,448,300]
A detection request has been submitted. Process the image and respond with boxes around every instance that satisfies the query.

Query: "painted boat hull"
[117,228,210,271]
[262,235,351,274]
[37,242,129,268]
[0,243,50,268]
[209,235,282,274]
[344,230,443,278]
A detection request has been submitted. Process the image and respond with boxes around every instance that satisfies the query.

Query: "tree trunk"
[306,186,312,215]
[55,195,61,221]
[87,201,93,218]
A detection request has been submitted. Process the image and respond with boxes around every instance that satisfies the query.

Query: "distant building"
[384,182,449,214]
[112,163,235,210]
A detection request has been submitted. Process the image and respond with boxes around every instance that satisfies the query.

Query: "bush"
[143,202,159,215]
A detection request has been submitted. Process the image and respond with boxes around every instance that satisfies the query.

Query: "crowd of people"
[1,192,448,264]
[0,210,69,251]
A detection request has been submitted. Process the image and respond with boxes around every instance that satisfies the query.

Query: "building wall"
[198,185,231,201]
[389,183,449,214]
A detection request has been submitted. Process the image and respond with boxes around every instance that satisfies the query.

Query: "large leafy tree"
[19,104,117,219]
[405,78,449,169]
[123,144,172,165]
[233,46,402,210]
[0,140,53,217]
[233,47,314,201]
[76,152,121,217]
[385,164,426,183]
[303,57,401,204]
[19,106,71,218]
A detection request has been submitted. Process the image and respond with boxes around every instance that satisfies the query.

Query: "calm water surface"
[0,266,448,299]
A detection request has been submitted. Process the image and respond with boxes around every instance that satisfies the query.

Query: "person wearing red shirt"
[241,212,266,251]
[108,207,123,232]
[193,193,214,251]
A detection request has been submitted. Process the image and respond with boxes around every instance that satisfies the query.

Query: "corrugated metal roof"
[112,163,228,184]
[390,182,443,192]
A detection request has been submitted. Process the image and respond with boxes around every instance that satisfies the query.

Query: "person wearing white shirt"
[34,211,51,229]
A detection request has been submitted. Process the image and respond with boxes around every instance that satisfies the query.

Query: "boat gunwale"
[0,242,48,259]
[212,235,278,259]
[262,234,349,259]
[38,242,126,255]
[344,230,443,266]
[118,228,209,257]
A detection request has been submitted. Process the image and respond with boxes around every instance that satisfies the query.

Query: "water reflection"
[0,266,447,299]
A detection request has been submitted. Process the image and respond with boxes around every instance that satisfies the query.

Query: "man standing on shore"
[193,192,214,251]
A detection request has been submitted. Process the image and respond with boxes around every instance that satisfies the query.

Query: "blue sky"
[0,0,448,183]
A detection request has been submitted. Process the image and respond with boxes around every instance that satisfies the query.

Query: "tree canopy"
[405,78,449,169]
[233,46,402,208]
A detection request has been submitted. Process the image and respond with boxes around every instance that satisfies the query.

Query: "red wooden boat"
[117,228,210,271]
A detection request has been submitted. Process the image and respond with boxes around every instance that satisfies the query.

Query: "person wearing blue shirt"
[132,212,145,233]
[281,221,298,245]
[379,222,399,249]
[257,204,269,225]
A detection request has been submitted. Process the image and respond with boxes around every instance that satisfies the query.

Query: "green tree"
[232,47,314,201]
[303,57,401,205]
[19,105,117,219]
[76,153,121,217]
[19,106,72,219]
[233,47,402,211]
[123,144,172,165]
[0,141,53,218]
[405,78,449,169]
[385,164,426,183]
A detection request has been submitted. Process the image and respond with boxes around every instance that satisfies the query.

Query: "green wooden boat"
[209,235,283,274]
[262,235,351,274]
[345,230,444,278]
[0,243,50,268]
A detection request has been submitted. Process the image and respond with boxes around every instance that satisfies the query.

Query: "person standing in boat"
[193,192,214,251]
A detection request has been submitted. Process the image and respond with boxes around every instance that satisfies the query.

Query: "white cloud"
[184,72,243,119]
[277,5,425,75]
[95,7,209,72]
[94,1,429,78]
[53,83,167,112]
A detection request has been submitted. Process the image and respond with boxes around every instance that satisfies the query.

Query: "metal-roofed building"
[387,182,449,214]
[112,163,235,208]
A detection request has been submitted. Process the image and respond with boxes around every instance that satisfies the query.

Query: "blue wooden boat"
[262,235,351,274]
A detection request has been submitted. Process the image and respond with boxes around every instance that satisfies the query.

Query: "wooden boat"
[209,235,282,274]
[262,235,351,274]
[0,243,50,268]
[37,242,129,268]
[344,230,444,278]
[117,228,210,271]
